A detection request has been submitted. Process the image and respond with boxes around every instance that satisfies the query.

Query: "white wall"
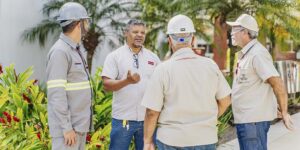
[0,0,127,82]
[0,0,53,82]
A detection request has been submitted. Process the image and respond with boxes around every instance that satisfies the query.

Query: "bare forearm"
[276,90,288,114]
[217,95,231,118]
[268,77,288,114]
[218,104,228,118]
[103,78,130,91]
[144,109,160,144]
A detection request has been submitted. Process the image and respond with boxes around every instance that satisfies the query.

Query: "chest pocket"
[70,61,86,76]
[74,62,84,69]
[237,68,255,86]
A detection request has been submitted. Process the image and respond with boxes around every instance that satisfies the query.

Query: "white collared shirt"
[101,44,160,121]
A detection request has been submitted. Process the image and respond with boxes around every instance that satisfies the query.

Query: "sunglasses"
[133,54,139,69]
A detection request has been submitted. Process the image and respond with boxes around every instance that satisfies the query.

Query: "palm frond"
[42,1,64,16]
[22,19,60,47]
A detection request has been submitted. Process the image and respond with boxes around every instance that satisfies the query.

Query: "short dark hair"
[61,21,80,33]
[125,19,146,32]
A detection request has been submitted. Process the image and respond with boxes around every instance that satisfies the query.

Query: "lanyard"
[75,46,94,131]
[235,44,255,75]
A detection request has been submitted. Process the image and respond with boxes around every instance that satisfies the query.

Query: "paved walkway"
[218,112,300,150]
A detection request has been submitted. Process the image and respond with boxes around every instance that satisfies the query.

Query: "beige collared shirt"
[101,44,160,121]
[232,39,279,124]
[142,48,231,146]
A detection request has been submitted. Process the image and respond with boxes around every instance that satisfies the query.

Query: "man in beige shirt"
[227,14,294,150]
[142,15,231,150]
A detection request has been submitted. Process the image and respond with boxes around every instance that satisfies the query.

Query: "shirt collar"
[171,47,194,58]
[125,43,144,55]
[241,39,257,54]
[59,33,79,50]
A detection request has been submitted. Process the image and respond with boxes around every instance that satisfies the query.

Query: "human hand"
[63,129,77,147]
[281,112,294,131]
[126,70,140,84]
[144,142,155,150]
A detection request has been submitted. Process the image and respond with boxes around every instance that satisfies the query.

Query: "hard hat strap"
[60,20,79,27]
[170,34,193,44]
[80,20,88,37]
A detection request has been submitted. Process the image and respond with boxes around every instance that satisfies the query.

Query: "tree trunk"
[212,15,228,70]
[82,30,100,73]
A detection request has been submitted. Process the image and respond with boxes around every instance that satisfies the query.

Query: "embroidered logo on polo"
[148,61,154,65]
[238,73,249,84]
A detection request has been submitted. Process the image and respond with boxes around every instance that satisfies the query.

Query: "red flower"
[13,116,20,122]
[37,132,41,140]
[96,144,101,148]
[3,112,11,123]
[22,94,31,103]
[6,116,11,123]
[86,134,91,142]
[0,118,6,124]
[3,111,9,117]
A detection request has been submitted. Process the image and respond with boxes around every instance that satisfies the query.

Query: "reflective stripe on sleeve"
[66,81,92,91]
[47,80,67,89]
[47,80,92,91]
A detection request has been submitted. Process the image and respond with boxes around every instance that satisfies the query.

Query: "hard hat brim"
[57,16,91,21]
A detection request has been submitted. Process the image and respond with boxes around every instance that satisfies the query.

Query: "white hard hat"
[166,14,196,34]
[226,14,259,32]
[57,2,90,27]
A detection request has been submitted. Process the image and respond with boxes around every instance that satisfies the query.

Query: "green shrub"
[0,65,113,149]
[0,64,50,149]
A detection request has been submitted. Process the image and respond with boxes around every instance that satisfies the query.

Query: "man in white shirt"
[101,19,160,150]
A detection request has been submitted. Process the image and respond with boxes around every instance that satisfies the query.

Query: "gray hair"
[169,33,193,45]
[246,29,258,39]
[125,19,146,32]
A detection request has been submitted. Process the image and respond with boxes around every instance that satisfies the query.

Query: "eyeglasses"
[133,54,139,69]
[231,28,245,35]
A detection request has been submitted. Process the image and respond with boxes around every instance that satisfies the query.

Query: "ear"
[191,35,196,47]
[77,22,81,30]
[167,36,172,45]
[124,29,129,38]
[168,36,174,53]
